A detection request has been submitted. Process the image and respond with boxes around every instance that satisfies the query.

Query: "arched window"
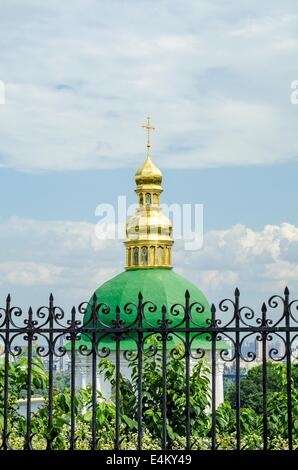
[153,193,158,205]
[149,246,155,265]
[139,193,144,206]
[164,246,169,265]
[133,247,139,265]
[145,193,151,205]
[157,246,163,265]
[127,247,131,266]
[141,246,148,265]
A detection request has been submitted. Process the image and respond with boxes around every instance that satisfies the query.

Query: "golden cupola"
[125,117,174,270]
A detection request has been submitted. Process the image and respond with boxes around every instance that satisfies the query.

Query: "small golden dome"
[135,156,162,186]
[125,117,173,270]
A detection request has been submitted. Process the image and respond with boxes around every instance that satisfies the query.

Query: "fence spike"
[234,287,240,297]
[185,289,190,300]
[49,293,54,302]
[6,293,11,303]
[138,291,143,302]
[284,286,289,296]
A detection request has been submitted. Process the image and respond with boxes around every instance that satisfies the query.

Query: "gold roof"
[135,155,162,186]
[125,117,173,270]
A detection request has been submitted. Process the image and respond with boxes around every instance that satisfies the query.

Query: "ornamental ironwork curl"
[8,333,24,357]
[79,300,111,329]
[122,302,139,328]
[238,305,257,327]
[267,294,287,327]
[7,306,23,329]
[0,307,8,329]
[217,297,236,328]
[123,346,139,362]
[189,333,207,360]
[288,299,298,324]
[141,300,161,327]
[169,302,186,328]
[267,332,288,362]
[142,336,159,358]
[188,301,206,327]
[239,332,257,362]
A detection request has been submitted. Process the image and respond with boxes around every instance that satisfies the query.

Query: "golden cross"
[141,116,155,158]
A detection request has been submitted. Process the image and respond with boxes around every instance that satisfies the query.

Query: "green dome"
[91,268,210,324]
[70,269,224,352]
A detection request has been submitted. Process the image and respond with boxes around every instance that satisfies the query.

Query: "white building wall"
[74,350,224,409]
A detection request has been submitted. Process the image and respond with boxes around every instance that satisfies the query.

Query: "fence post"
[161,304,168,450]
[234,288,241,450]
[211,303,217,450]
[185,290,191,450]
[261,302,268,450]
[284,286,292,450]
[2,294,11,450]
[137,292,143,450]
[91,292,98,450]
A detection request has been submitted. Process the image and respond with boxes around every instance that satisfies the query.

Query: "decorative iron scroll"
[0,287,297,451]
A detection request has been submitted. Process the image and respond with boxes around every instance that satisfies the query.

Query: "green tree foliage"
[98,344,211,447]
[1,348,298,449]
[225,362,298,414]
[0,353,48,433]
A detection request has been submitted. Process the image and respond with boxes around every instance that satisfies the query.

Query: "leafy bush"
[1,348,298,450]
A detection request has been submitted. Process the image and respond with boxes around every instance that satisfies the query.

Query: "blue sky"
[0,0,298,314]
[1,163,298,230]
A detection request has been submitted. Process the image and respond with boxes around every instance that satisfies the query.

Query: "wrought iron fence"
[0,287,298,450]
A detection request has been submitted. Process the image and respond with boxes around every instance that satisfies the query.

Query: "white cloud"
[174,222,298,302]
[0,261,62,286]
[0,217,298,310]
[0,1,297,171]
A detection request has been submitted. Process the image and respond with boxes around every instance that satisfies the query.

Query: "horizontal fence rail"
[0,287,298,450]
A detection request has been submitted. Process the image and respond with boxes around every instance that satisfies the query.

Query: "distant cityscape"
[223,336,298,381]
[1,335,298,377]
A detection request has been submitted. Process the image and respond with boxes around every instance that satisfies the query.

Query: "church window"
[141,246,148,265]
[127,248,131,266]
[149,246,155,264]
[139,193,144,206]
[145,193,151,205]
[157,246,163,265]
[133,247,139,265]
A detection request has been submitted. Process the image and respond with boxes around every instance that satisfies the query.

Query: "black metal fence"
[0,287,298,451]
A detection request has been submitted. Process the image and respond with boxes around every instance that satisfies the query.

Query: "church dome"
[68,117,224,354]
[135,156,163,186]
[81,269,212,351]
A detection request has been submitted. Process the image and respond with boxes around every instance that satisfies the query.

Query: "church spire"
[141,115,155,161]
[125,118,174,270]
